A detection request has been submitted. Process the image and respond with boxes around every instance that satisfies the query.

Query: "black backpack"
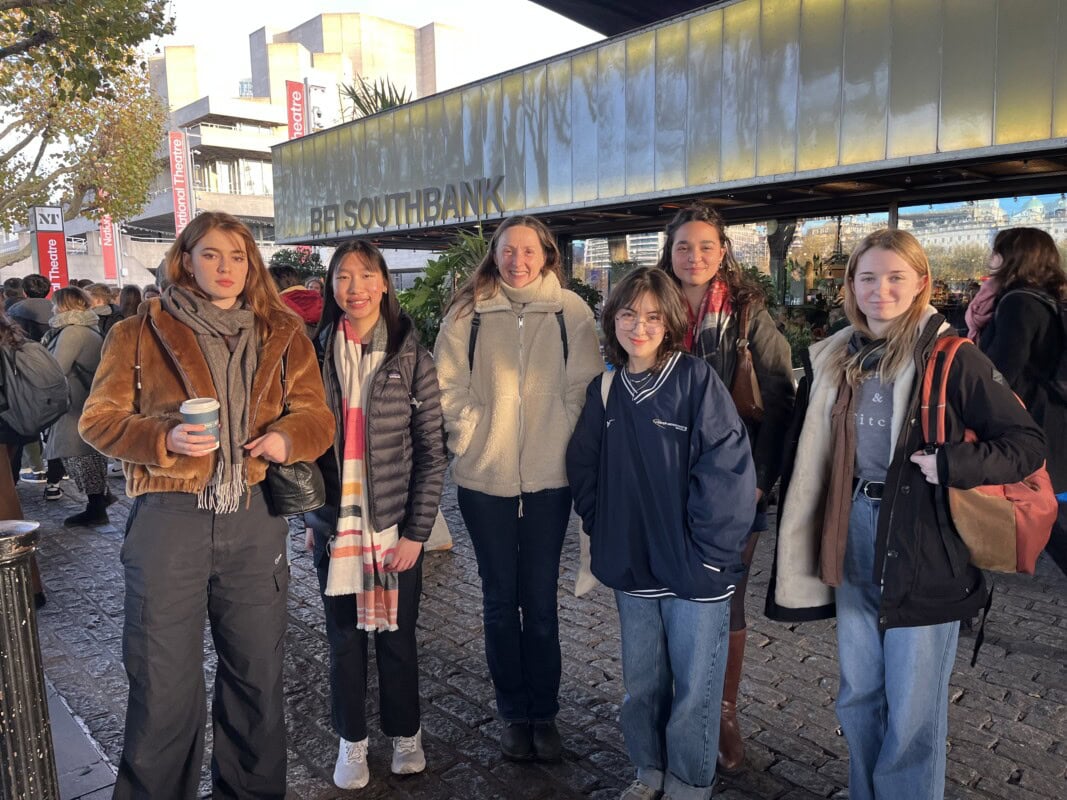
[0,341,70,436]
[1002,289,1067,404]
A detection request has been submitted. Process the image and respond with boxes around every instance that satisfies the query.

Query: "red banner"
[168,131,191,235]
[286,80,306,139]
[35,231,69,295]
[100,215,117,280]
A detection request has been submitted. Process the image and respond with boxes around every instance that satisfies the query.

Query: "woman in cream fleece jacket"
[435,216,602,763]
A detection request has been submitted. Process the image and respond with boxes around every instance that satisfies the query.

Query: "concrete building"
[4,12,467,284]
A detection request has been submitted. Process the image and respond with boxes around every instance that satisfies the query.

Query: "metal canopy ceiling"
[355,150,1067,250]
[530,1,716,36]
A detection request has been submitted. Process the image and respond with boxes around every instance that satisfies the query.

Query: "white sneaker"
[333,736,369,790]
[391,728,426,775]
[107,461,124,476]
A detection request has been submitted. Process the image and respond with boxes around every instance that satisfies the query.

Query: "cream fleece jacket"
[434,272,602,497]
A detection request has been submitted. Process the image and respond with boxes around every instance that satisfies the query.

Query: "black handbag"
[265,345,326,516]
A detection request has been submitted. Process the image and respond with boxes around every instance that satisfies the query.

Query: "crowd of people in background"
[0,209,1062,800]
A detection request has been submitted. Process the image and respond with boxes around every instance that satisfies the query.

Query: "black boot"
[63,493,110,527]
[500,722,534,761]
[532,720,562,762]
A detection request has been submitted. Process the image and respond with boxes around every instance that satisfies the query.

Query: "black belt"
[853,478,885,499]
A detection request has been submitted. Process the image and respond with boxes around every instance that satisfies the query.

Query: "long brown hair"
[601,268,688,371]
[0,309,27,350]
[316,240,404,356]
[655,205,764,311]
[447,216,565,317]
[992,226,1067,301]
[840,229,932,386]
[162,211,288,336]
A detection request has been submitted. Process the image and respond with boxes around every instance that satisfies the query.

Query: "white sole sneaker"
[391,728,426,775]
[333,736,369,790]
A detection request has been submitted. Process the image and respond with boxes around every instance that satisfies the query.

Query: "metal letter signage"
[168,131,191,235]
[287,81,306,140]
[29,206,69,294]
[309,175,506,235]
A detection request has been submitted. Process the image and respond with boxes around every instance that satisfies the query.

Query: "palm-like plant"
[341,75,412,120]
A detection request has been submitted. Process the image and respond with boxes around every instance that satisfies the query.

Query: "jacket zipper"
[517,313,526,518]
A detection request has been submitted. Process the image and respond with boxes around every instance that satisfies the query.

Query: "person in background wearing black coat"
[976,227,1067,575]
[305,240,447,791]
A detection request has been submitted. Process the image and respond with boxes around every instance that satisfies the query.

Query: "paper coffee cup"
[179,397,221,447]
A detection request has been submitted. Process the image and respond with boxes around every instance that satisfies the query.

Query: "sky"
[153,0,604,97]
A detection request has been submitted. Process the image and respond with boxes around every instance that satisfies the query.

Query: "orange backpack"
[920,336,1057,574]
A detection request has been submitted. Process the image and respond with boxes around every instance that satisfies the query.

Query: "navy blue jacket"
[566,352,756,601]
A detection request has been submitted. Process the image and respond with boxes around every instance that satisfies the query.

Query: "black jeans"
[114,488,289,800]
[309,515,424,742]
[458,486,570,723]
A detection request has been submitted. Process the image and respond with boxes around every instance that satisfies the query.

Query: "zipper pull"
[518,496,524,518]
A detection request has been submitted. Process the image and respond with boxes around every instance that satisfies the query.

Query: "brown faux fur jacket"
[79,299,334,498]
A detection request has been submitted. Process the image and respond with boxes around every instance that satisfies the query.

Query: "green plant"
[398,228,488,347]
[741,265,778,310]
[341,75,412,120]
[270,246,324,281]
[781,315,815,368]
[568,276,602,318]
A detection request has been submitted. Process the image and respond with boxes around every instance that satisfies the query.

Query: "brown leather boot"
[717,628,747,774]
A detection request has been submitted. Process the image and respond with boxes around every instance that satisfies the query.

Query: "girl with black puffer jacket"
[305,240,448,792]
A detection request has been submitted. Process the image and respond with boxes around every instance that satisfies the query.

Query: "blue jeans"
[836,493,960,800]
[615,591,730,800]
[458,486,570,723]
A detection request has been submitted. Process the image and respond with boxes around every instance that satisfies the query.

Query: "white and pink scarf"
[324,316,400,631]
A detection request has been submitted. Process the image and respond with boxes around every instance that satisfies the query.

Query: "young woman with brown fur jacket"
[80,211,334,800]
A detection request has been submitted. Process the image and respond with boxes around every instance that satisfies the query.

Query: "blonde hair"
[51,286,92,313]
[839,229,932,386]
[162,212,287,337]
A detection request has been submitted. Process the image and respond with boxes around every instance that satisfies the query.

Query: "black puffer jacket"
[309,313,447,542]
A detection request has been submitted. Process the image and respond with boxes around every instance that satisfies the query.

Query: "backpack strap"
[599,370,615,409]
[467,312,481,372]
[467,309,569,373]
[920,336,969,446]
[556,309,569,364]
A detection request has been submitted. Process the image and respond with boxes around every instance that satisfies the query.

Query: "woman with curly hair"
[656,205,795,773]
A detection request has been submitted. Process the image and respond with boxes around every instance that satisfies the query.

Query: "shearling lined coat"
[309,313,447,542]
[434,272,603,497]
[79,299,334,498]
[766,311,1046,629]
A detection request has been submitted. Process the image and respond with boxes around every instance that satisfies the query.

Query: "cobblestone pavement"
[21,473,1067,799]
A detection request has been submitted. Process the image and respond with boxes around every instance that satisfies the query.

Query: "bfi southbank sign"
[309,175,505,236]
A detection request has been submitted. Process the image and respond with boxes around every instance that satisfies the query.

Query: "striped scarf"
[324,316,400,631]
[684,277,733,355]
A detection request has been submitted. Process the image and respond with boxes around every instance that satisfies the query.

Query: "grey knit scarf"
[162,284,257,513]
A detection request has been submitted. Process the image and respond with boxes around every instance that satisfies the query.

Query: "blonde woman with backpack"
[767,229,1045,800]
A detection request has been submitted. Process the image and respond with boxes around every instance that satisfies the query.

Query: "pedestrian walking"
[656,206,795,772]
[567,267,756,800]
[304,240,447,790]
[974,227,1067,575]
[79,211,334,800]
[40,287,109,526]
[434,215,602,761]
[767,229,1046,800]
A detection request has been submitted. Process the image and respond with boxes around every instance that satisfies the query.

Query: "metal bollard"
[0,521,59,800]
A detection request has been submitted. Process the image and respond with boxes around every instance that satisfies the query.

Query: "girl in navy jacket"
[567,268,755,800]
